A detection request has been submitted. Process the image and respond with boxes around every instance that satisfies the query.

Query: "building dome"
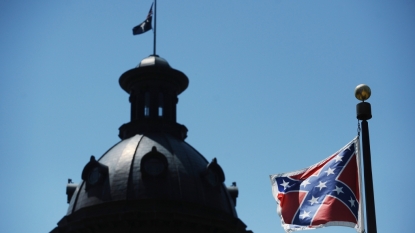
[56,132,244,232]
[67,133,237,217]
[52,56,251,233]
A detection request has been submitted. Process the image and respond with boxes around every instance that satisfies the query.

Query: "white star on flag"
[333,185,344,195]
[308,196,319,205]
[301,179,311,188]
[324,167,335,176]
[348,197,356,207]
[280,180,290,190]
[334,154,343,162]
[316,181,327,191]
[299,210,311,219]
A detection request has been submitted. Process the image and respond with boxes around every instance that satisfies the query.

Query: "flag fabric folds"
[270,137,364,233]
[132,3,153,35]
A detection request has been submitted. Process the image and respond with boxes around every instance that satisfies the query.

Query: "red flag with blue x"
[270,138,364,232]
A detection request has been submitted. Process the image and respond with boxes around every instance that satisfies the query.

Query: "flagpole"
[355,84,377,233]
[153,0,156,56]
[356,137,366,233]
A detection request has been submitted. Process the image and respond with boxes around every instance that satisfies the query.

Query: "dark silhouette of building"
[51,55,253,233]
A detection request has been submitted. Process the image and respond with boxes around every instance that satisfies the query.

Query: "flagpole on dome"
[153,0,157,56]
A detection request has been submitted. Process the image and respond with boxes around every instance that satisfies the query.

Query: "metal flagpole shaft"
[153,0,156,55]
[355,84,377,233]
[361,120,377,233]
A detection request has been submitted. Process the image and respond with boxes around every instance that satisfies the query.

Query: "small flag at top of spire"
[132,3,153,35]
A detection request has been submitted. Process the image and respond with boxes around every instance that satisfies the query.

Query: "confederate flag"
[270,138,364,233]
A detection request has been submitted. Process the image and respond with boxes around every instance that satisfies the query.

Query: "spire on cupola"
[118,55,189,140]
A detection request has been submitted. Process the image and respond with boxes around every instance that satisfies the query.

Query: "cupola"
[119,55,189,140]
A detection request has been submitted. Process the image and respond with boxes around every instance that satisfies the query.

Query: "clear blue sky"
[1,1,414,233]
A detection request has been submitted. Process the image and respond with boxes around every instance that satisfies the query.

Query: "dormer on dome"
[119,55,189,140]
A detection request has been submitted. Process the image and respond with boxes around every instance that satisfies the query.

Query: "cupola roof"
[138,54,170,68]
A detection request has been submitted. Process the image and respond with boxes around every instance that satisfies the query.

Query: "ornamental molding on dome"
[81,156,109,191]
[202,158,225,188]
[140,146,168,178]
